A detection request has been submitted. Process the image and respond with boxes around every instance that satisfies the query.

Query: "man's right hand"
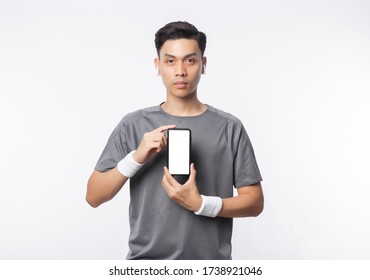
[86,124,176,208]
[133,124,176,164]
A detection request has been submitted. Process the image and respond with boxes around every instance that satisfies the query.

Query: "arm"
[161,165,264,218]
[218,183,264,218]
[86,124,176,208]
[86,168,128,208]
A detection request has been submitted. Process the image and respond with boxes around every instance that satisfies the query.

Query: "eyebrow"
[163,52,197,59]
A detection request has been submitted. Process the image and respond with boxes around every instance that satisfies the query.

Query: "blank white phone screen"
[168,129,190,175]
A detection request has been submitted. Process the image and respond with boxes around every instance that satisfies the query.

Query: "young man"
[86,21,264,260]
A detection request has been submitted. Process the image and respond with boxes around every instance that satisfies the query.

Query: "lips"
[174,81,188,89]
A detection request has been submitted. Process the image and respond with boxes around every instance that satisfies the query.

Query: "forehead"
[159,38,201,58]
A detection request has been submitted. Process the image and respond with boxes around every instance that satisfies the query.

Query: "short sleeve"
[233,125,263,187]
[94,119,128,172]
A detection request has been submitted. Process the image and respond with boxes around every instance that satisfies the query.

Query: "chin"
[174,92,195,99]
[169,88,197,98]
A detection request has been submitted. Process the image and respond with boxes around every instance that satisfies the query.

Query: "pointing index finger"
[154,124,176,133]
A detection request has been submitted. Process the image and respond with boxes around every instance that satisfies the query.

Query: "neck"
[162,92,207,117]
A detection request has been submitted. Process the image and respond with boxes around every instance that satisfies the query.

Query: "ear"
[154,57,160,74]
[202,56,207,74]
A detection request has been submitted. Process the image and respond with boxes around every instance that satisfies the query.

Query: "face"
[155,39,206,99]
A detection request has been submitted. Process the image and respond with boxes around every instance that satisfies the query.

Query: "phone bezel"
[167,128,191,176]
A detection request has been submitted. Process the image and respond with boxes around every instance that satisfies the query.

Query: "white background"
[1,0,369,259]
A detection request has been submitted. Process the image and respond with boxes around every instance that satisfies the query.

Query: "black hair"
[154,21,207,57]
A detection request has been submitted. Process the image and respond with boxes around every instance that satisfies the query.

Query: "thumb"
[189,163,197,180]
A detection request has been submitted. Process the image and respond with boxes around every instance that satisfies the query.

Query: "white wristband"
[194,195,223,218]
[116,151,144,178]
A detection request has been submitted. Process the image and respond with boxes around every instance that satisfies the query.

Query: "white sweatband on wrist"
[194,195,223,218]
[116,150,144,178]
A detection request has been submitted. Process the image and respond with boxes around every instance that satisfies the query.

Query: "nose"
[175,62,186,77]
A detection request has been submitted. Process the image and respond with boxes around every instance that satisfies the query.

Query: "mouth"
[174,81,188,89]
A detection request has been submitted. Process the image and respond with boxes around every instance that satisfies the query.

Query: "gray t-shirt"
[95,104,262,259]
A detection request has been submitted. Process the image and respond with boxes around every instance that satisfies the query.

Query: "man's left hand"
[161,163,202,212]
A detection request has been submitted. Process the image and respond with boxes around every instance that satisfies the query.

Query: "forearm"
[218,187,264,218]
[86,168,128,208]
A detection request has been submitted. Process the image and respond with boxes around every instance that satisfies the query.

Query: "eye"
[185,58,196,65]
[166,59,174,65]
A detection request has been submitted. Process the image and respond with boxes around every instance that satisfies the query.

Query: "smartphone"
[167,128,191,175]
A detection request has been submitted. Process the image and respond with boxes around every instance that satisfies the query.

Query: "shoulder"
[120,105,161,125]
[206,105,244,128]
[109,105,160,137]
